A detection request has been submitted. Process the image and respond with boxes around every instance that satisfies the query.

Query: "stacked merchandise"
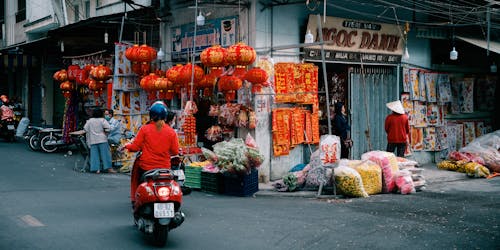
[397,157,426,191]
[437,130,499,178]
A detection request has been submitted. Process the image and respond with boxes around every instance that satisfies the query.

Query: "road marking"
[19,215,45,227]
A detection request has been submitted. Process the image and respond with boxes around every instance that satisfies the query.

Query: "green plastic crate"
[184,166,202,189]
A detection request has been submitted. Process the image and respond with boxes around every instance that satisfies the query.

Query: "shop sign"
[171,16,238,61]
[305,15,403,64]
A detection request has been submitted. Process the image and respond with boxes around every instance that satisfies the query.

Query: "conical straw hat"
[386,100,405,114]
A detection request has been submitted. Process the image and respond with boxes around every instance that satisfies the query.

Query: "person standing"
[84,108,115,173]
[385,100,410,157]
[104,109,122,145]
[124,101,179,204]
[333,101,351,159]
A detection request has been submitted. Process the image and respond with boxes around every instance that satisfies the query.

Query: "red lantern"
[59,81,73,99]
[88,80,106,97]
[218,75,242,92]
[140,73,159,92]
[166,65,183,84]
[245,67,269,93]
[140,62,151,76]
[131,62,141,75]
[178,63,204,86]
[67,65,81,81]
[125,44,140,61]
[136,45,157,63]
[226,42,256,66]
[154,77,172,92]
[53,69,68,82]
[201,45,227,77]
[76,69,90,86]
[91,65,112,81]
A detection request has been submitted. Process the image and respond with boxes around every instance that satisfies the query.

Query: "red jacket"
[125,122,179,170]
[385,113,410,143]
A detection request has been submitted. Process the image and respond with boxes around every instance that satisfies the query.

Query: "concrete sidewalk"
[254,162,470,198]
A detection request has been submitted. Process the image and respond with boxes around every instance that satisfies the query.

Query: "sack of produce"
[334,161,369,198]
[319,135,341,167]
[437,160,459,171]
[346,160,382,195]
[213,138,250,174]
[394,170,416,195]
[361,151,399,193]
[463,162,490,178]
[246,146,264,168]
[201,147,218,163]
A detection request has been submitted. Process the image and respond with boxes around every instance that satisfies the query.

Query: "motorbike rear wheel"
[28,134,41,151]
[152,224,169,247]
[40,134,59,153]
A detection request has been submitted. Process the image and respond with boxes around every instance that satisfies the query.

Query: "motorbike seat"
[40,128,62,133]
[140,168,174,183]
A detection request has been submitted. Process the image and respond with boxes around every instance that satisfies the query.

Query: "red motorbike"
[132,157,185,246]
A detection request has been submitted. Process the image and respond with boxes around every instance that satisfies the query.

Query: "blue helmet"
[149,101,168,121]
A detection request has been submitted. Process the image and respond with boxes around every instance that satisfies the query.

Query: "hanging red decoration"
[166,64,184,84]
[201,45,227,77]
[136,45,157,63]
[140,62,151,76]
[59,81,74,99]
[76,68,90,86]
[178,63,204,86]
[226,42,256,66]
[88,80,106,97]
[245,67,269,93]
[218,75,242,102]
[125,44,140,61]
[67,65,81,81]
[91,65,112,81]
[53,69,68,82]
[154,77,172,92]
[140,73,159,92]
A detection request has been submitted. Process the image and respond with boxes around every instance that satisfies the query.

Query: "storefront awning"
[456,36,500,55]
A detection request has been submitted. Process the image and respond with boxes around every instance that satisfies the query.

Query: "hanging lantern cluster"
[125,44,157,76]
[88,64,112,97]
[245,67,269,93]
[140,73,160,100]
[53,69,73,99]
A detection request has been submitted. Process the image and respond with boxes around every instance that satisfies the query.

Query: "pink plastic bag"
[361,151,399,193]
[395,170,416,195]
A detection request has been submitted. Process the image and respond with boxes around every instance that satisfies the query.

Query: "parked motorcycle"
[132,156,186,246]
[38,128,66,153]
[0,118,17,142]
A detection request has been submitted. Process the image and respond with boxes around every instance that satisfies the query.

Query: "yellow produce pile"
[347,160,382,195]
[437,160,490,178]
[189,160,212,168]
[334,164,369,198]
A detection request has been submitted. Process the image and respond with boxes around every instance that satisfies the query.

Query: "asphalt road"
[0,140,499,250]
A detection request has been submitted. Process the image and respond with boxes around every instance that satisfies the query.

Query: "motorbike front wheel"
[152,224,169,247]
[40,134,59,153]
[28,134,41,151]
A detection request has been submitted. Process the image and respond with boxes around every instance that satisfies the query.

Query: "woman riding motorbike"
[124,101,180,204]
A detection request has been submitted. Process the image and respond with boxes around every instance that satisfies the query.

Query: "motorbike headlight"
[157,187,170,197]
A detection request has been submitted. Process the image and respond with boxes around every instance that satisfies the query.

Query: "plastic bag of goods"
[437,160,459,171]
[319,135,341,167]
[246,147,264,168]
[361,151,399,193]
[304,166,328,189]
[345,160,382,195]
[463,162,490,178]
[212,138,249,174]
[334,161,369,198]
[396,157,419,169]
[394,170,416,195]
[201,147,218,163]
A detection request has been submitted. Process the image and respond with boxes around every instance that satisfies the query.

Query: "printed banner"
[424,73,437,102]
[450,79,462,114]
[463,121,475,145]
[418,71,427,101]
[403,67,411,92]
[409,69,420,100]
[413,101,427,127]
[410,127,424,151]
[435,126,448,151]
[401,93,414,125]
[423,127,436,151]
[461,78,474,113]
[437,74,452,103]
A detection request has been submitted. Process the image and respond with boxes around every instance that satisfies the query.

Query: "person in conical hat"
[384,100,409,157]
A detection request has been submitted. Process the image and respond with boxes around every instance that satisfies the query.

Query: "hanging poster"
[418,71,427,101]
[437,105,446,126]
[401,93,414,125]
[410,127,424,151]
[413,101,427,127]
[403,67,411,92]
[455,123,464,149]
[437,74,452,102]
[424,73,437,102]
[435,126,448,151]
[461,78,474,113]
[446,123,458,152]
[423,127,436,151]
[426,103,439,126]
[409,69,420,100]
[463,121,475,145]
[450,79,462,114]
[476,76,496,111]
[475,121,485,138]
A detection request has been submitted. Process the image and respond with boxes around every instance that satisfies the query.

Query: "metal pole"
[317,14,332,135]
[190,0,199,102]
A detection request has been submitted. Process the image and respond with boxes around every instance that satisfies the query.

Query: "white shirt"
[83,117,110,145]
